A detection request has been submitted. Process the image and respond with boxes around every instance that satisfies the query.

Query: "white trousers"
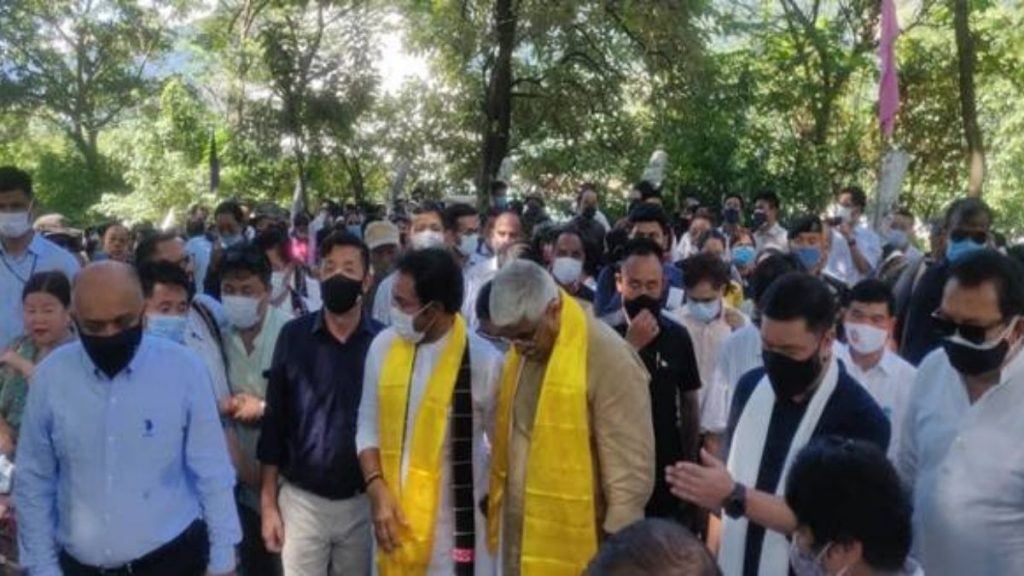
[279,482,372,576]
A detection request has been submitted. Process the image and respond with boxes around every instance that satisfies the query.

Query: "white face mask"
[270,271,288,299]
[410,230,446,250]
[845,321,889,354]
[0,211,31,238]
[687,299,722,323]
[837,206,854,224]
[391,304,426,343]
[223,295,264,329]
[551,257,583,286]
[459,233,479,257]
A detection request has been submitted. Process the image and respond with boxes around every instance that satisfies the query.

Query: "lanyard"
[0,250,38,285]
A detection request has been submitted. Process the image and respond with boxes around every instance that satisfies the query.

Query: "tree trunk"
[477,0,517,204]
[953,0,985,197]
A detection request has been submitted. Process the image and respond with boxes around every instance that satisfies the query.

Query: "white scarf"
[719,356,840,576]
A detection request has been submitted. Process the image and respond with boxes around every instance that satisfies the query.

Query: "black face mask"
[624,294,662,322]
[751,211,767,230]
[942,337,1011,377]
[582,206,597,220]
[723,207,740,225]
[79,322,144,379]
[321,274,364,315]
[762,348,823,401]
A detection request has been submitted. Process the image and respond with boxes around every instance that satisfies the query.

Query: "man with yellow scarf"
[356,248,503,576]
[487,260,655,576]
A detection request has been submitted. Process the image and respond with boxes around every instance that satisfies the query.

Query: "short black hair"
[788,214,824,240]
[627,203,671,238]
[293,212,310,227]
[848,279,895,317]
[839,186,868,210]
[753,189,780,210]
[634,180,661,201]
[749,253,804,305]
[761,272,835,333]
[319,230,370,274]
[395,247,464,314]
[948,249,1024,319]
[23,271,71,307]
[786,437,911,572]
[185,218,206,238]
[586,519,720,576]
[490,180,508,196]
[0,166,33,199]
[682,252,731,290]
[138,261,195,301]
[621,237,665,262]
[134,231,181,265]
[412,201,445,222]
[443,203,479,232]
[945,197,993,230]
[253,228,291,263]
[219,243,272,288]
[723,193,744,208]
[697,229,728,251]
[214,200,245,224]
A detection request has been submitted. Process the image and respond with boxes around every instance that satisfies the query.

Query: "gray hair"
[489,259,559,327]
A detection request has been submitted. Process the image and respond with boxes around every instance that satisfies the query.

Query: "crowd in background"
[2,161,1024,576]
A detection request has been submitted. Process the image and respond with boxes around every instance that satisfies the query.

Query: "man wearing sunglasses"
[899,249,1024,576]
[900,198,993,365]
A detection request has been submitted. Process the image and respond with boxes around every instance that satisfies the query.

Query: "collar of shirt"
[0,232,41,259]
[311,309,376,339]
[76,335,153,381]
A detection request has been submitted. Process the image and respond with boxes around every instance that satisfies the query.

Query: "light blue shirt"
[0,234,80,347]
[185,235,213,295]
[14,336,241,575]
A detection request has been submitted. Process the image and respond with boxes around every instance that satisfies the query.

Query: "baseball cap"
[364,220,400,251]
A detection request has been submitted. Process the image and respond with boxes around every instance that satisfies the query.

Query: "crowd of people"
[0,162,1023,576]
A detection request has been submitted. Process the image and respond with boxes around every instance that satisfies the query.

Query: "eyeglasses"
[931,311,1011,346]
[949,229,988,244]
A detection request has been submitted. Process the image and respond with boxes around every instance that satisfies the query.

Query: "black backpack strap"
[450,341,475,574]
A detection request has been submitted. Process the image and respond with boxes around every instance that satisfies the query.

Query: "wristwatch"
[723,482,747,519]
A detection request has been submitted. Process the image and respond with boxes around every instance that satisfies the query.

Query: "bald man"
[14,261,241,576]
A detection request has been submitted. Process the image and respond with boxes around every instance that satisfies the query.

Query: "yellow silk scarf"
[487,293,596,575]
[378,314,467,576]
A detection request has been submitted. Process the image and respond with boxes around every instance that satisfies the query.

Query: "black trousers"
[59,520,208,576]
[238,502,283,576]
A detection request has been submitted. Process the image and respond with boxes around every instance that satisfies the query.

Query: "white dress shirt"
[834,344,915,461]
[357,326,502,575]
[676,307,741,433]
[825,224,882,286]
[711,322,763,400]
[899,347,1024,576]
[753,223,789,254]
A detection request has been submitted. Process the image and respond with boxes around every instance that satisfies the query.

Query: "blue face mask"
[733,245,757,267]
[494,196,509,211]
[795,246,821,270]
[346,224,363,239]
[146,314,188,344]
[946,238,985,263]
[688,299,722,324]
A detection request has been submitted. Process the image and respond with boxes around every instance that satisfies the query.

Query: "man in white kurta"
[356,248,503,575]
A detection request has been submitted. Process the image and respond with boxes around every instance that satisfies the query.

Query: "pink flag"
[879,0,900,137]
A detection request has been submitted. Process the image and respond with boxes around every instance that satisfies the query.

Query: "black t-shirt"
[727,364,891,576]
[615,315,702,521]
